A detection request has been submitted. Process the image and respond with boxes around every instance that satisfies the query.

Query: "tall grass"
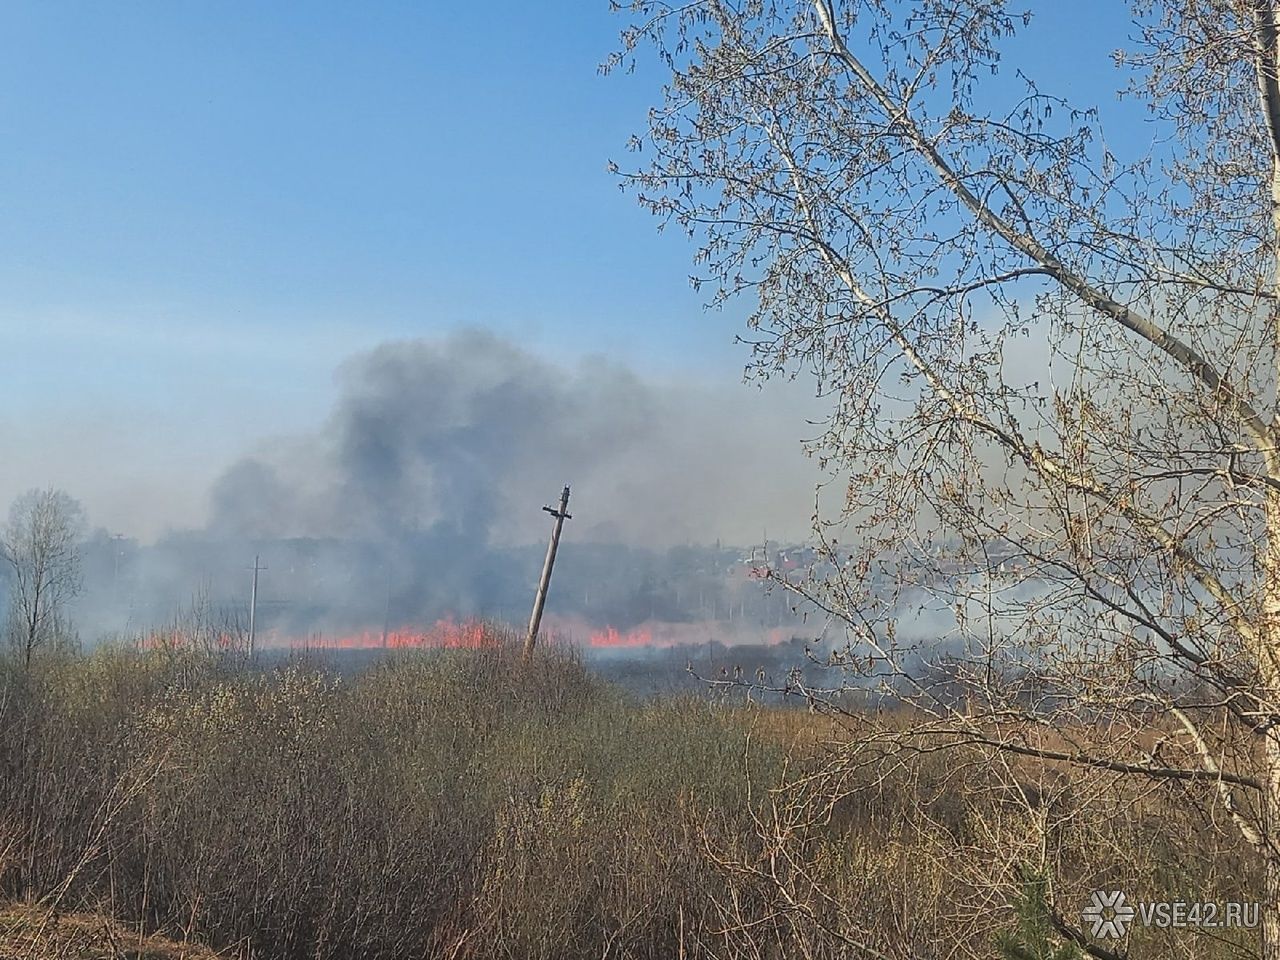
[0,627,789,959]
[0,624,1260,959]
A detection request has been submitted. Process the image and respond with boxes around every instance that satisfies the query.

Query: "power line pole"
[248,554,267,659]
[524,485,572,660]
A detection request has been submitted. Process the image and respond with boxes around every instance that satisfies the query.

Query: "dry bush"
[694,704,1261,959]
[0,628,786,959]
[0,630,1260,959]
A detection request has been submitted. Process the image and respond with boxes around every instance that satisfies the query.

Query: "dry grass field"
[0,902,222,959]
[0,625,1262,959]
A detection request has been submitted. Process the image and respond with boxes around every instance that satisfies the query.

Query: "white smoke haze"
[0,329,841,643]
[5,324,1094,660]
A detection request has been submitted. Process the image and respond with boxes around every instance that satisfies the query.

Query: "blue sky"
[0,2,1144,538]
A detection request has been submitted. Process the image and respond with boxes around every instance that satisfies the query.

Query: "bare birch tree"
[611,0,1280,956]
[1,488,85,668]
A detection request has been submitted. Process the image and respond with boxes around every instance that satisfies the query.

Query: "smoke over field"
[207,330,821,547]
[57,331,832,649]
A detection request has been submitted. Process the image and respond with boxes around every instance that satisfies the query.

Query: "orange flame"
[586,622,805,649]
[284,617,498,651]
[588,625,654,648]
[141,617,809,655]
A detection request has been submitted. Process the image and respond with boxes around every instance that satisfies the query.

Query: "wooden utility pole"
[248,554,267,659]
[524,485,571,660]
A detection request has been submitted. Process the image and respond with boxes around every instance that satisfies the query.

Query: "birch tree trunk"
[1264,7,1280,944]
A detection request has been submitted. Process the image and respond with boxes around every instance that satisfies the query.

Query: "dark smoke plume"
[208,330,820,548]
